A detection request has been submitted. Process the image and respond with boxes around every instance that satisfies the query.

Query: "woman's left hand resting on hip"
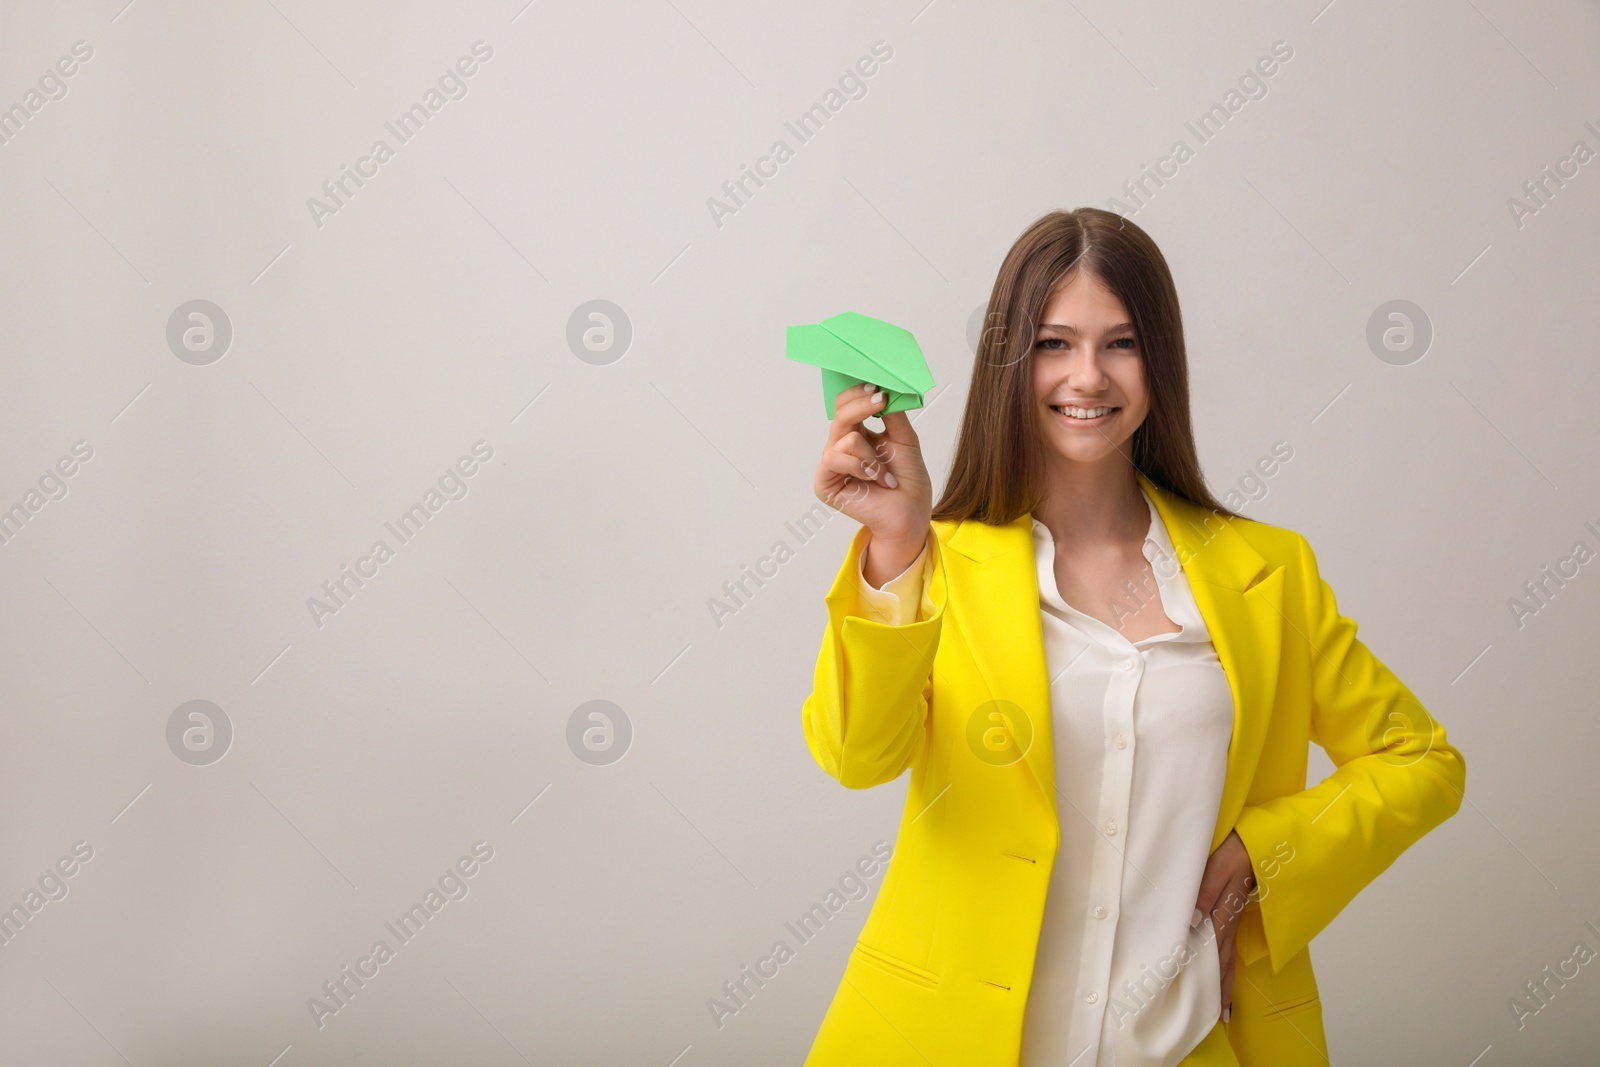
[1194,829,1257,1022]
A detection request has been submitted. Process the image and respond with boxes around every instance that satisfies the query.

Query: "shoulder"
[1218,510,1311,568]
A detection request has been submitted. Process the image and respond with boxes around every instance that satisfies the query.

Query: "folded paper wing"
[786,311,936,419]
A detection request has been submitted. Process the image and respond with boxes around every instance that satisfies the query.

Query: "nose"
[1064,346,1110,390]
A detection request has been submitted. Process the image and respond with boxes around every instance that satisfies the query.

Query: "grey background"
[0,0,1596,1064]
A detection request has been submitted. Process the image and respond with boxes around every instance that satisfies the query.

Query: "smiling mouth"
[1050,404,1119,424]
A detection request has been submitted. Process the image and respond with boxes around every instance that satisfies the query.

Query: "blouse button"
[1117,657,1135,671]
[1094,905,1107,919]
[1114,734,1128,750]
[1105,821,1118,836]
[1087,991,1099,1003]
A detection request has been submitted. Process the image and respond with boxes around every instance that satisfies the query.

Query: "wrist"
[862,530,928,588]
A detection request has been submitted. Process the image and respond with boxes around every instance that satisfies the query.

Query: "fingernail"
[1223,1006,1231,1023]
[871,391,884,405]
[884,472,897,488]
[1191,908,1203,928]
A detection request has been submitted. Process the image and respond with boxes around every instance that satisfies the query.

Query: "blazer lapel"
[944,512,1058,824]
[1137,472,1286,854]
[944,472,1285,854]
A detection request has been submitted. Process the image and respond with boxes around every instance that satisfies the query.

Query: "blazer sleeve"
[1231,532,1467,973]
[801,524,945,790]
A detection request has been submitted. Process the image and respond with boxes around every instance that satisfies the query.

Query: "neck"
[1032,458,1147,547]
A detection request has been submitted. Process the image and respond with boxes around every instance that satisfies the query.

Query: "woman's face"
[1030,269,1149,468]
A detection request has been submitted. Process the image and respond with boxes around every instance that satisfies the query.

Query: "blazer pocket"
[1263,992,1321,1019]
[852,941,940,990]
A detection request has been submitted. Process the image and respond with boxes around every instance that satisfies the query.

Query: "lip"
[1049,403,1119,428]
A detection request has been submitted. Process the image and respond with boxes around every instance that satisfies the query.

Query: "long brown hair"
[930,208,1242,525]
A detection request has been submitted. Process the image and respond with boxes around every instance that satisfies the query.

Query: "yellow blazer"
[800,471,1466,1066]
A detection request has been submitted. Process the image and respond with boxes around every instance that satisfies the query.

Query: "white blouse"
[856,486,1236,1067]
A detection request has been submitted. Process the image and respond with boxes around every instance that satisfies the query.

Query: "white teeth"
[1054,405,1115,419]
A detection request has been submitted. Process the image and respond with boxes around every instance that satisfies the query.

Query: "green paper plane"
[786,311,936,419]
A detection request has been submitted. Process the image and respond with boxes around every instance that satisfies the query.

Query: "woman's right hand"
[813,382,933,584]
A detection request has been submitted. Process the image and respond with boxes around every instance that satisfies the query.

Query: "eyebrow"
[1036,322,1135,335]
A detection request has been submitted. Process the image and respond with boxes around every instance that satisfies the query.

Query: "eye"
[1035,337,1066,350]
[1110,336,1137,349]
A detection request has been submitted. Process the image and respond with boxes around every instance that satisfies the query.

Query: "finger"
[1210,881,1251,936]
[1193,857,1229,929]
[1219,930,1236,1020]
[878,407,920,445]
[826,383,888,446]
[819,448,891,492]
[831,431,897,486]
